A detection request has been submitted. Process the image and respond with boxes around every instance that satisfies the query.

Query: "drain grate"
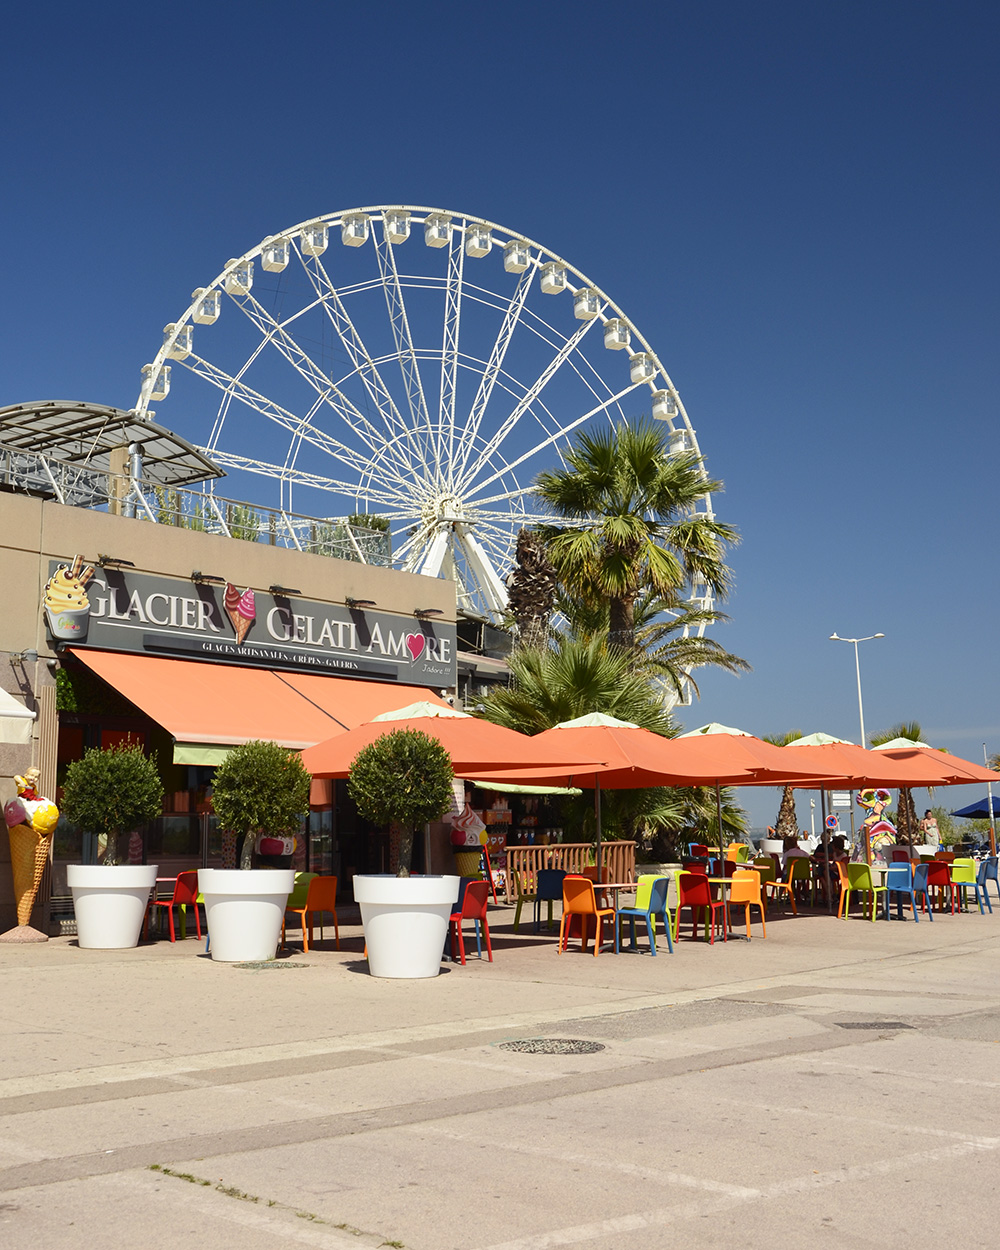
[836,1021,913,1030]
[497,1038,606,1055]
[233,961,309,970]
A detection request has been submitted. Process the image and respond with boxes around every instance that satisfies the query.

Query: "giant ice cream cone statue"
[1,768,58,943]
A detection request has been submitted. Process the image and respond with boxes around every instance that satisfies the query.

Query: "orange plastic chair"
[448,880,493,964]
[835,859,852,918]
[673,871,728,943]
[728,870,766,940]
[145,870,201,942]
[283,876,340,952]
[558,877,614,957]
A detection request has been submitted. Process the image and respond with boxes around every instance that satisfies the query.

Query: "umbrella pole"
[985,744,997,857]
[820,790,831,913]
[715,782,725,871]
[594,778,603,885]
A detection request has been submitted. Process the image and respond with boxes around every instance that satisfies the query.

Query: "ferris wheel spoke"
[466,381,646,499]
[438,227,465,487]
[454,262,538,485]
[295,247,430,470]
[206,450,403,507]
[455,316,601,495]
[228,289,419,483]
[373,233,437,464]
[181,354,388,481]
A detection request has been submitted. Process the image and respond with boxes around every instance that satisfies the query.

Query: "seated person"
[781,835,812,871]
[814,834,848,862]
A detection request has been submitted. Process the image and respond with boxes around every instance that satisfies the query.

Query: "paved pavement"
[2,893,999,1249]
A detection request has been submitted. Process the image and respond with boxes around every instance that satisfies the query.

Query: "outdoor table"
[705,877,735,941]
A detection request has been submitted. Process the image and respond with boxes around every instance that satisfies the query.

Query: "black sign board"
[43,561,456,687]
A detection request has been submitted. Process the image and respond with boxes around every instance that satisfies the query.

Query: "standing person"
[919,810,940,849]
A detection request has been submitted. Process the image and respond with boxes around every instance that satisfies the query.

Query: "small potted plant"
[348,728,459,978]
[199,740,310,962]
[62,744,164,949]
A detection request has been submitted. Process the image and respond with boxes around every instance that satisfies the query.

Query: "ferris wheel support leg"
[416,529,451,580]
[456,526,509,619]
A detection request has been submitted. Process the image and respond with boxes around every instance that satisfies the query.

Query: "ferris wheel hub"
[421,491,471,527]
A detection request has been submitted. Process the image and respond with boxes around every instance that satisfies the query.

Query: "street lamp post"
[829,632,885,746]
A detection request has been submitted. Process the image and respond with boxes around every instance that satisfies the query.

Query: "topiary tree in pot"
[347,729,455,876]
[210,740,311,869]
[61,743,164,865]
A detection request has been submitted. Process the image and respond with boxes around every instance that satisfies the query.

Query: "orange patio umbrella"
[783,735,961,789]
[467,715,843,882]
[299,701,606,779]
[870,743,1000,786]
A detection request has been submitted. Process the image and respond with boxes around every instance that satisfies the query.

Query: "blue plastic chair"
[884,862,920,922]
[614,876,673,955]
[534,869,566,932]
[980,856,1000,904]
[911,862,934,921]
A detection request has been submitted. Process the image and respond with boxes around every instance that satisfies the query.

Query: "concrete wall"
[0,493,457,932]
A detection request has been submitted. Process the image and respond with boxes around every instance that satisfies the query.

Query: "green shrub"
[60,744,164,865]
[211,740,311,869]
[347,730,454,876]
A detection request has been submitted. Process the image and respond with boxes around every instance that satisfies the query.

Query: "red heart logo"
[405,633,425,662]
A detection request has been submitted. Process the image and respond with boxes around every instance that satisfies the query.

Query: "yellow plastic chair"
[951,858,988,914]
[511,869,537,934]
[728,870,766,940]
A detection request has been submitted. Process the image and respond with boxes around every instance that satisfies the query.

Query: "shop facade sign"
[44,558,456,686]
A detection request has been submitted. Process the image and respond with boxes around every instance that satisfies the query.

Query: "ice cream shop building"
[0,401,507,934]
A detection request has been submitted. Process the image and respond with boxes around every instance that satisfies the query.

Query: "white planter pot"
[354,874,460,979]
[759,839,784,855]
[198,868,295,963]
[67,864,159,949]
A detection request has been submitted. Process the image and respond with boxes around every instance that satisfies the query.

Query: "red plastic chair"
[673,871,728,943]
[145,870,201,942]
[449,880,492,965]
[558,877,614,957]
[925,860,957,914]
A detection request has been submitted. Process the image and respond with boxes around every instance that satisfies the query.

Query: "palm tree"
[869,721,924,845]
[475,634,675,737]
[762,731,804,841]
[534,419,739,651]
[475,635,748,852]
[558,586,750,702]
[506,527,558,650]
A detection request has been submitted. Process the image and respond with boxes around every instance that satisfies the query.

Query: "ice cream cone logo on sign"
[224,583,256,645]
[43,555,95,640]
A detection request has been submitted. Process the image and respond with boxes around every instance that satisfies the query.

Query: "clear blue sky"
[3,1,997,829]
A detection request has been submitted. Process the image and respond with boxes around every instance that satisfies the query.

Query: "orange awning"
[67,650,447,755]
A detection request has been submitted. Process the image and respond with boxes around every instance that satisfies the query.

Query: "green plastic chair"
[633,873,674,943]
[280,872,317,947]
[842,863,887,922]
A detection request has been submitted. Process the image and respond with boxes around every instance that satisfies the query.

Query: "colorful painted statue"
[856,788,897,861]
[2,768,59,938]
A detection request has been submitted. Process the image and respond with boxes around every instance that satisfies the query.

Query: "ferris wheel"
[135,205,713,625]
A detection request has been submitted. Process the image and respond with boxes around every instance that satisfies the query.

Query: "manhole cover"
[497,1038,606,1055]
[836,1021,912,1030]
[233,961,309,970]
